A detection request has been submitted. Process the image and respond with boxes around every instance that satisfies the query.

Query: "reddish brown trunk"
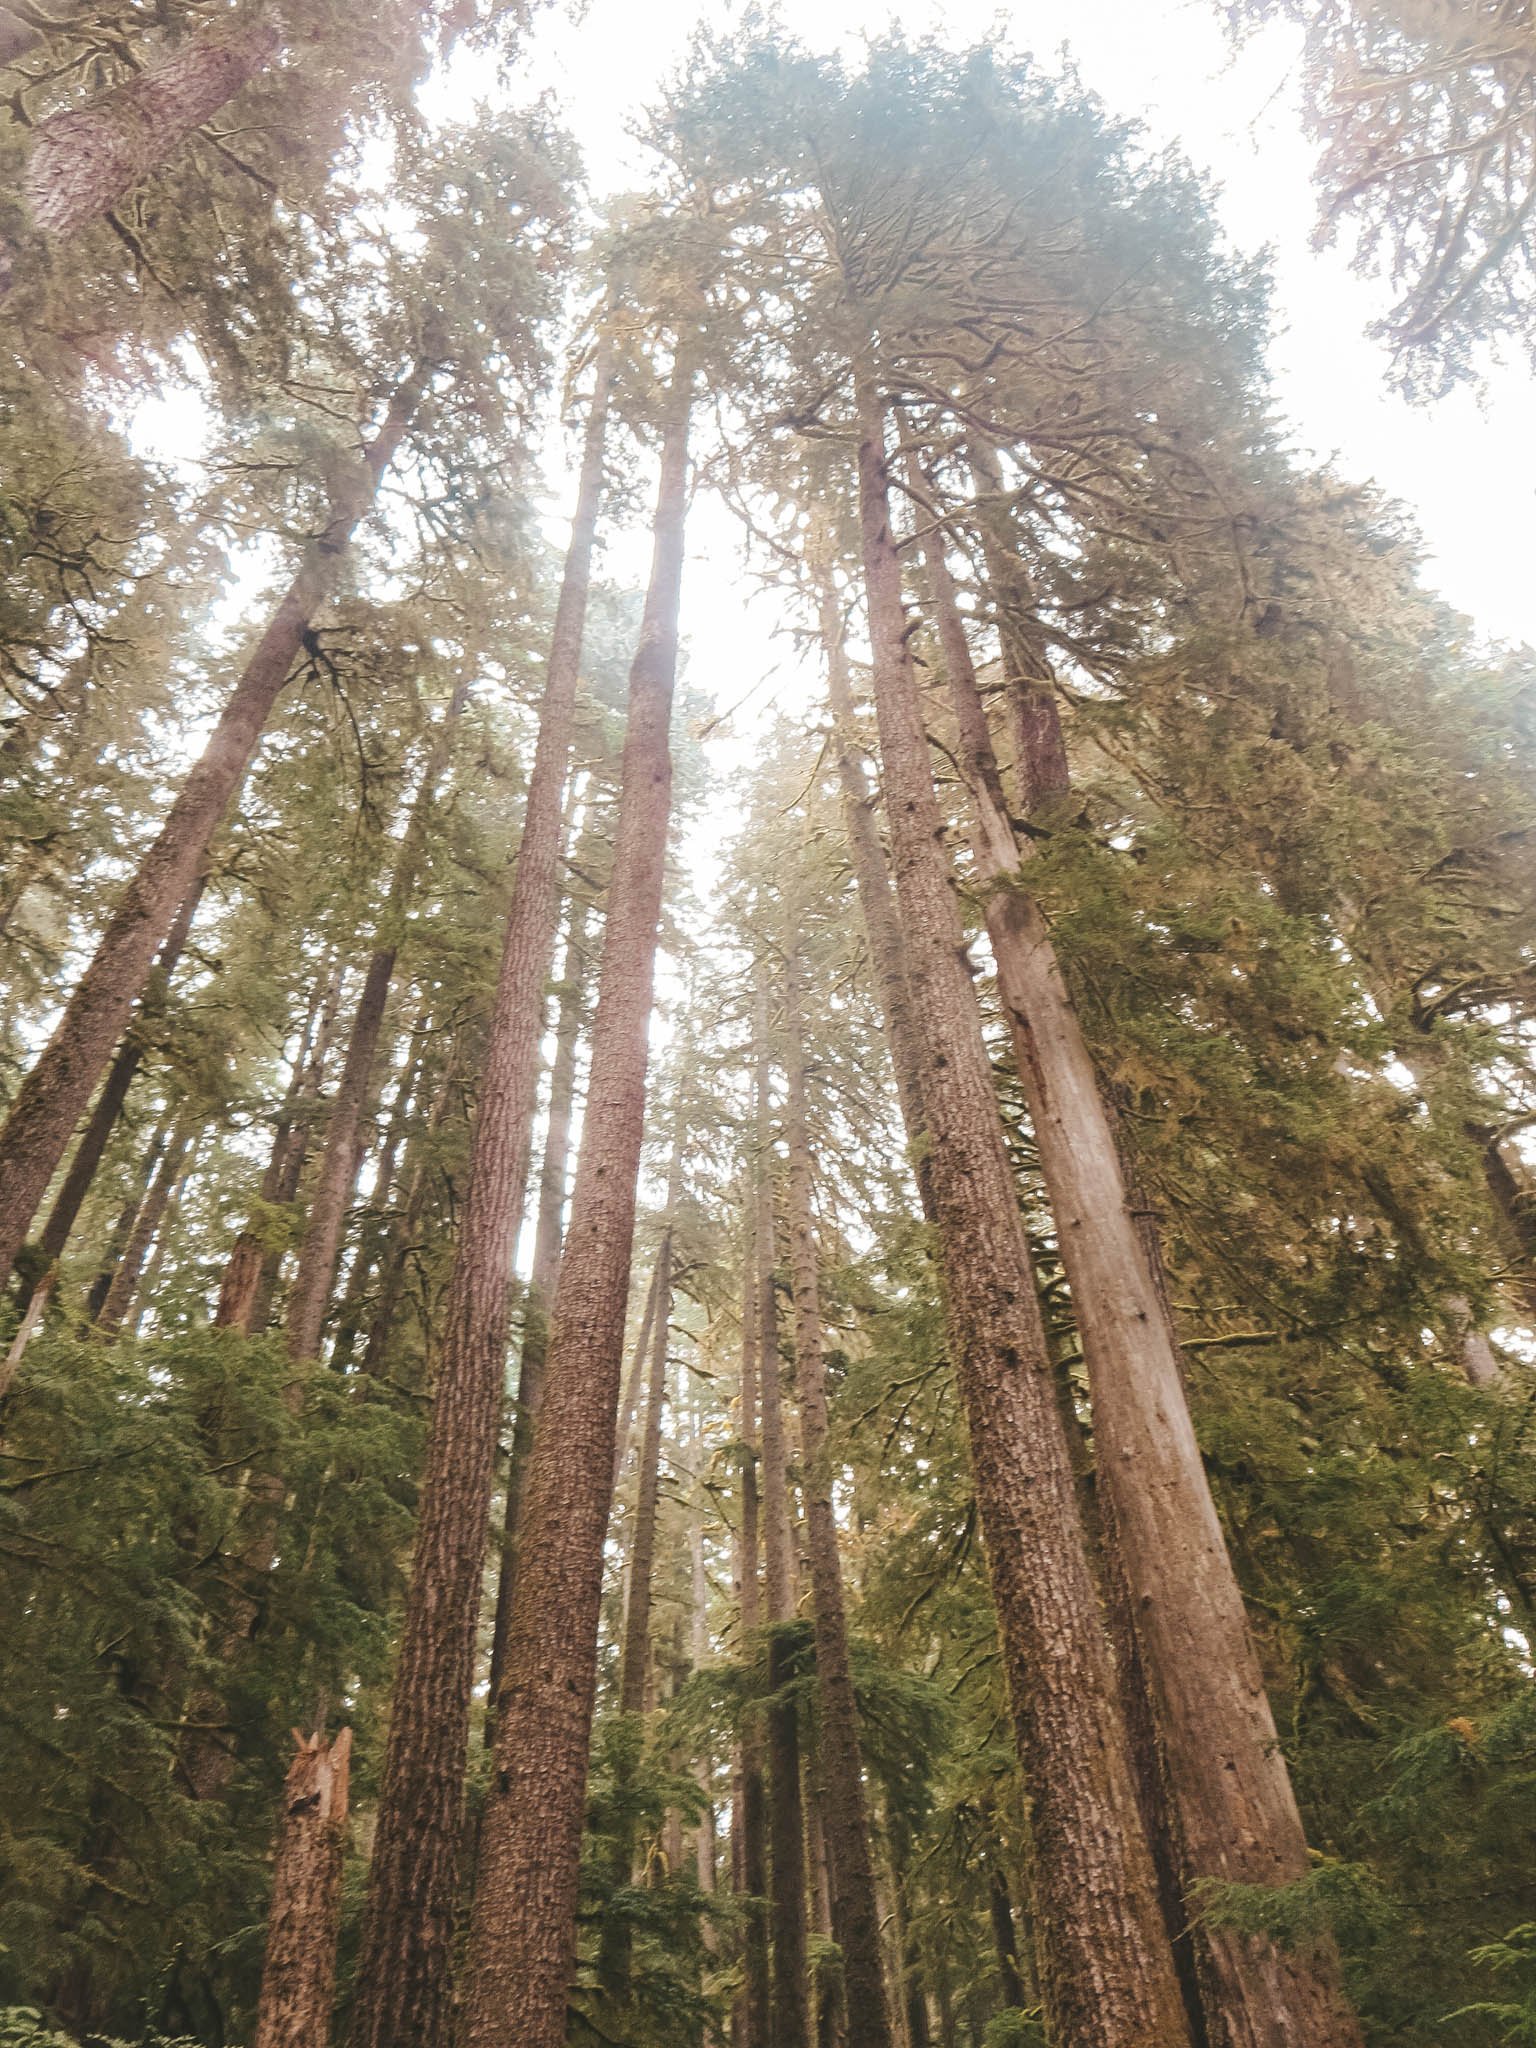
[23,12,282,239]
[459,364,690,2048]
[915,465,1362,2048]
[94,1116,193,1337]
[0,366,428,1294]
[24,875,204,1297]
[851,370,1189,2048]
[782,956,894,2048]
[253,1727,351,2048]
[351,334,621,2048]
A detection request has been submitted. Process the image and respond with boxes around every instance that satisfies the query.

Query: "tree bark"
[327,1012,429,1370]
[94,1115,193,1337]
[459,360,690,2048]
[781,952,894,2048]
[21,874,204,1301]
[815,573,935,1224]
[0,364,429,1295]
[913,457,1363,2048]
[849,369,1190,2048]
[619,1214,679,1708]
[253,1727,351,2048]
[285,681,470,1366]
[23,12,282,239]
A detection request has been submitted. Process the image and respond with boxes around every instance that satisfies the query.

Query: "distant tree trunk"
[849,370,1189,2048]
[781,954,894,2048]
[737,1231,772,2048]
[328,1014,429,1370]
[814,570,933,1222]
[912,454,1362,2048]
[0,363,429,1294]
[356,1044,460,1381]
[94,1116,193,1337]
[20,874,204,1303]
[459,360,690,2048]
[690,1481,717,1899]
[285,683,469,1366]
[987,1862,1026,2011]
[253,1727,351,2048]
[351,332,620,2048]
[83,1116,170,1326]
[23,12,282,240]
[216,960,344,1335]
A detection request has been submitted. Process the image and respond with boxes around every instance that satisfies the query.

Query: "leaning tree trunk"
[285,680,470,1365]
[459,362,690,2048]
[848,369,1191,2048]
[912,457,1363,2048]
[781,952,895,2048]
[22,11,282,240]
[253,1727,352,2048]
[350,333,621,2048]
[0,363,429,1296]
[20,875,204,1305]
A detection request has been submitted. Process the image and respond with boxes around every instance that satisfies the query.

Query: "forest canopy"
[0,6,1533,2048]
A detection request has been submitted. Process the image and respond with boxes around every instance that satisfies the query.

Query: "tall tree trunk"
[285,681,469,1365]
[84,1115,170,1325]
[350,333,621,2048]
[94,1115,193,1337]
[484,835,600,1734]
[22,12,282,239]
[755,986,812,2048]
[216,958,345,1336]
[781,953,894,2048]
[0,364,429,1294]
[328,1012,429,1370]
[814,572,933,1223]
[912,456,1362,2048]
[459,361,690,2048]
[847,368,1190,2048]
[357,1045,460,1381]
[21,874,204,1302]
[737,1230,772,2048]
[253,1727,351,2048]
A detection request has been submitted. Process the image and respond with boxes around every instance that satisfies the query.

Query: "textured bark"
[767,1624,811,2048]
[914,461,1362,2048]
[0,367,428,1294]
[851,370,1190,2048]
[484,874,596,1734]
[285,684,469,1366]
[24,12,282,239]
[347,342,616,2048]
[458,366,690,2048]
[781,955,894,2048]
[620,1223,677,1711]
[253,1727,351,2048]
[815,575,934,1224]
[22,875,204,1300]
[94,1117,193,1337]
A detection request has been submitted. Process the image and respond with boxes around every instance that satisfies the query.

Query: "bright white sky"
[484,0,1535,745]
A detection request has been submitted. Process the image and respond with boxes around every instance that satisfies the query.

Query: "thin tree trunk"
[848,369,1190,2048]
[987,1862,1026,2012]
[216,958,344,1335]
[84,1116,170,1325]
[620,1228,674,1712]
[95,1116,193,1337]
[0,364,429,1294]
[253,1727,351,2048]
[21,874,204,1301]
[23,12,282,239]
[737,1228,772,2048]
[781,953,894,2048]
[328,1013,429,1370]
[912,457,1362,2048]
[355,1044,460,1382]
[459,360,690,2048]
